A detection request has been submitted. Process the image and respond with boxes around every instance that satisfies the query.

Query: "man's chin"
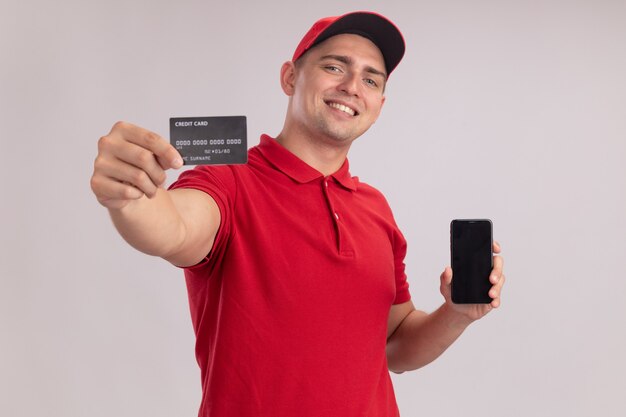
[320,131,358,146]
[310,119,369,146]
[322,126,365,143]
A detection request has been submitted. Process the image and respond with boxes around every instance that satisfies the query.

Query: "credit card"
[169,116,247,165]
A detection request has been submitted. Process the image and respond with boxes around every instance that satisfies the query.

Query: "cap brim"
[310,12,405,75]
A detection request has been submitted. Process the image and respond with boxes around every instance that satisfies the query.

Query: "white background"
[1,1,625,416]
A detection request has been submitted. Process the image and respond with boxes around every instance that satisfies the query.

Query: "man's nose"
[338,72,360,97]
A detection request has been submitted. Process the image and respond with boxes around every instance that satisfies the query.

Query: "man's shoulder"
[353,178,398,213]
[355,178,388,199]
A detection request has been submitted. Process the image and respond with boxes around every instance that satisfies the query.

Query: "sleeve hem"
[393,290,411,305]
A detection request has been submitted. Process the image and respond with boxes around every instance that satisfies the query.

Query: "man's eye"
[325,65,341,72]
[365,78,378,87]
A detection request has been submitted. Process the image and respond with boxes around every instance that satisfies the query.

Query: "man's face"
[285,33,387,147]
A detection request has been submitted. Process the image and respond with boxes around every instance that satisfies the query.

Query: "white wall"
[1,0,625,416]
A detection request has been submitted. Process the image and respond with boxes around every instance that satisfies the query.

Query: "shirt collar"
[257,135,358,191]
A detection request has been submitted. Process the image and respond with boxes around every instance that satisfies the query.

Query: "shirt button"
[334,212,339,220]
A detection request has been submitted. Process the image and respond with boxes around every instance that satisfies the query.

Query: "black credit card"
[169,116,247,165]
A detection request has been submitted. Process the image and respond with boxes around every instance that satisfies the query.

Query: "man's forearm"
[108,188,186,258]
[386,303,474,373]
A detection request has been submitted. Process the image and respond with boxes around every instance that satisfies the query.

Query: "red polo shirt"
[170,135,411,417]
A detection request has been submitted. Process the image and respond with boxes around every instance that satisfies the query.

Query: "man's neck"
[275,131,351,176]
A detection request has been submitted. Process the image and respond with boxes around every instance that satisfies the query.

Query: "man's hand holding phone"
[441,235,505,322]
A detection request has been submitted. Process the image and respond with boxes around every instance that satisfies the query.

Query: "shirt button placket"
[322,177,342,253]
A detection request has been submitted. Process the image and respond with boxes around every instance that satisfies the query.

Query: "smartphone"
[450,219,493,304]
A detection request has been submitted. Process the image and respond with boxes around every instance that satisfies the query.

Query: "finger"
[100,122,181,186]
[113,141,165,193]
[112,121,183,169]
[489,273,506,303]
[105,138,169,189]
[90,173,144,207]
[95,155,160,198]
[493,240,501,254]
[97,132,168,189]
[490,255,504,284]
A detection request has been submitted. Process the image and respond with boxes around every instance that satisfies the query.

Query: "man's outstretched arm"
[90,121,220,267]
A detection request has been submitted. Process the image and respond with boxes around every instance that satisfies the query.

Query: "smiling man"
[280,33,387,155]
[90,11,505,417]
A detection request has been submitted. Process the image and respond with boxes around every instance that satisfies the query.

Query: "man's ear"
[280,61,297,96]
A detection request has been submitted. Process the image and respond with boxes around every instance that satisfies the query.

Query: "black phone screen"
[450,219,493,304]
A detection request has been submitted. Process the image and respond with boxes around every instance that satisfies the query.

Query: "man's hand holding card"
[91,121,184,209]
[92,116,247,210]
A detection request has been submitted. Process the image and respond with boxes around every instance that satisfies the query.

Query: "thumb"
[440,266,452,286]
[440,266,453,300]
[156,149,184,171]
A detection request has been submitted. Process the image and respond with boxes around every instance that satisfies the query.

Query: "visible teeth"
[328,102,356,116]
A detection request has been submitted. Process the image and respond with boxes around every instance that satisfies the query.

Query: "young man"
[90,11,505,417]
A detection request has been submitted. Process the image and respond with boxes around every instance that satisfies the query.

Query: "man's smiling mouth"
[326,101,358,116]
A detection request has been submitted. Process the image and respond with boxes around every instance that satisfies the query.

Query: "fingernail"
[172,157,183,168]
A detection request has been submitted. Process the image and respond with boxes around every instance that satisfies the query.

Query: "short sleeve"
[168,165,237,270]
[392,229,411,305]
